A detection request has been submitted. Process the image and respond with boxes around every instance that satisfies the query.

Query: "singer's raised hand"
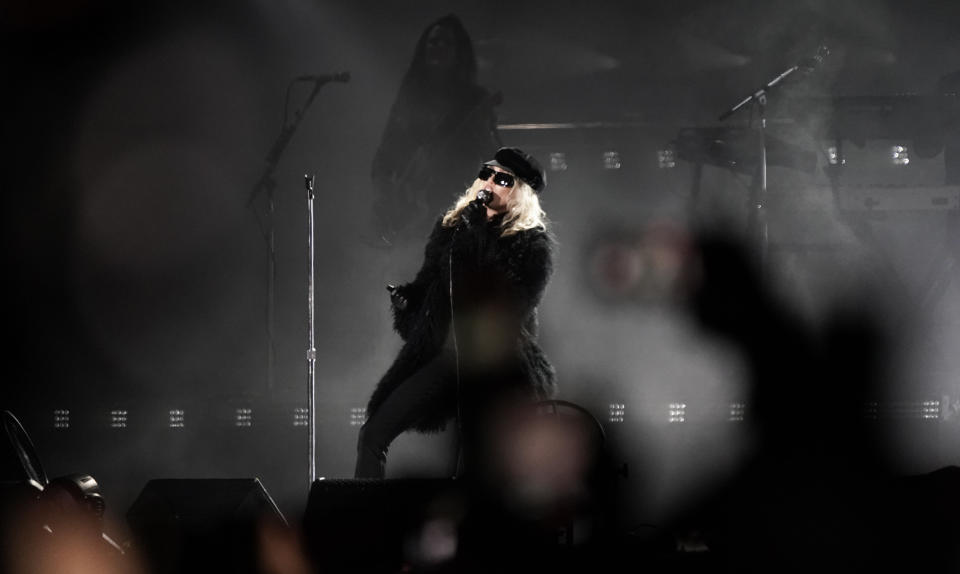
[459,197,488,229]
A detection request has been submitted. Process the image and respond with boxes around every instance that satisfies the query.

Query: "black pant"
[354,353,454,478]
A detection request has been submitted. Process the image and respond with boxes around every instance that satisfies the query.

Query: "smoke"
[4,0,960,532]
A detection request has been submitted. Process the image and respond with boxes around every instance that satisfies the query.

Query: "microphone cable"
[448,195,493,478]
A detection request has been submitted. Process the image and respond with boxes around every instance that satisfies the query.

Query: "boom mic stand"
[718,46,828,267]
[247,72,349,393]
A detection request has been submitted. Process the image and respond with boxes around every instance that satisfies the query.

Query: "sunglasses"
[477,166,515,188]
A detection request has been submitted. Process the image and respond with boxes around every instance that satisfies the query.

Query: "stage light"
[235,408,253,428]
[109,409,128,428]
[668,403,686,423]
[884,400,942,419]
[891,145,910,166]
[602,151,621,170]
[549,152,568,172]
[168,409,185,429]
[921,400,940,420]
[349,407,367,427]
[53,409,70,429]
[728,402,745,422]
[863,401,879,421]
[826,145,845,166]
[608,403,626,423]
[293,407,309,427]
[657,149,676,169]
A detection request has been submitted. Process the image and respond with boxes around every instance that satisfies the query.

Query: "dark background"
[2,0,959,533]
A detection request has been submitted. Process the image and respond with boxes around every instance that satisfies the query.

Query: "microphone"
[295,71,351,84]
[458,190,493,229]
[476,190,494,205]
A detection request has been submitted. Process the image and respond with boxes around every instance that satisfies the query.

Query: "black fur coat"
[367,214,556,432]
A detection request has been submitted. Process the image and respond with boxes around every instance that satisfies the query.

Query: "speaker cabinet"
[127,478,283,574]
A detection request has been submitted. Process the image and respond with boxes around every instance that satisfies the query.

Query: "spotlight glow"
[657,149,676,169]
[350,406,367,427]
[109,409,128,429]
[668,403,686,423]
[293,407,309,427]
[826,145,845,166]
[891,145,910,166]
[235,408,253,428]
[728,402,746,422]
[168,409,185,429]
[602,151,622,170]
[54,409,70,429]
[608,403,626,423]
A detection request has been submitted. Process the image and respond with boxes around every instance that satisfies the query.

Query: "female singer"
[356,147,556,478]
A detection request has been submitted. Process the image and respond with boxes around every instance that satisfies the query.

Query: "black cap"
[485,147,546,193]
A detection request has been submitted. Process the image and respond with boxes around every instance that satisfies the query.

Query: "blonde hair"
[441,178,548,237]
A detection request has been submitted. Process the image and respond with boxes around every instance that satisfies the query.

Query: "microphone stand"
[305,174,317,484]
[247,73,348,394]
[719,63,809,267]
